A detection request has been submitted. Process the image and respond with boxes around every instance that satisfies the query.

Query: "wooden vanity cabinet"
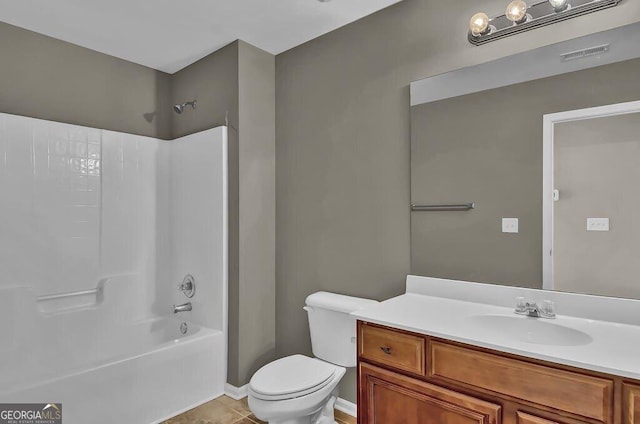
[357,321,633,424]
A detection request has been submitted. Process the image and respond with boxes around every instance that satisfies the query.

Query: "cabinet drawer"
[359,323,425,375]
[429,341,613,422]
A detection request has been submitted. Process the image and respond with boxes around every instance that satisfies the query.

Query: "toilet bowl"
[248,292,378,424]
[248,355,346,424]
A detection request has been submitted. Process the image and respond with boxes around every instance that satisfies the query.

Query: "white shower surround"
[0,113,228,423]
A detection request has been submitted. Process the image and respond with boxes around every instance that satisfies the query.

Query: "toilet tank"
[304,292,378,367]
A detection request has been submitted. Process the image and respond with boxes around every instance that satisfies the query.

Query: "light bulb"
[548,0,569,12]
[469,12,490,36]
[505,0,528,23]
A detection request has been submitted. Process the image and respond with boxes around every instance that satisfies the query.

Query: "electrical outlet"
[502,218,519,233]
[587,218,609,232]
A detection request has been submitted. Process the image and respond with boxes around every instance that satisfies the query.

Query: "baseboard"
[335,397,357,418]
[224,383,249,400]
[224,383,357,419]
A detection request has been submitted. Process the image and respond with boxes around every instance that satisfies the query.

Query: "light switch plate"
[587,218,609,232]
[502,218,519,233]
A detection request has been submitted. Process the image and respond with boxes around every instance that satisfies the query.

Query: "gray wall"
[275,0,640,403]
[411,58,640,289]
[0,22,172,139]
[171,42,239,139]
[237,41,277,384]
[555,113,640,299]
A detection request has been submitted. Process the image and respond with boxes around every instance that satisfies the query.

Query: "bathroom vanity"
[353,276,640,424]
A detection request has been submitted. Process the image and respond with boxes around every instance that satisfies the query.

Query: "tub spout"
[173,302,192,314]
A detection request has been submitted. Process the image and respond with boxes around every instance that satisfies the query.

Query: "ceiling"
[0,0,402,74]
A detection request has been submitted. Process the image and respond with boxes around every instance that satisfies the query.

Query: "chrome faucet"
[515,298,555,319]
[173,302,192,314]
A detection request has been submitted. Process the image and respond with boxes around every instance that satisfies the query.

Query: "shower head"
[173,100,197,114]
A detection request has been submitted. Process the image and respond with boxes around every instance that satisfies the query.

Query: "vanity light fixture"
[468,0,619,46]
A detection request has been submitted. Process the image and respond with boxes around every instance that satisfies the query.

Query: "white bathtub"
[0,315,225,424]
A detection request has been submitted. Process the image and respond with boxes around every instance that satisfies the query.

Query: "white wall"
[101,129,170,319]
[169,127,228,332]
[0,114,103,295]
[0,113,226,330]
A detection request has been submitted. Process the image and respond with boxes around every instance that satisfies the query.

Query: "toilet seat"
[249,355,339,401]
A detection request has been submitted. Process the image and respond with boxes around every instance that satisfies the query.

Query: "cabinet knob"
[380,346,392,355]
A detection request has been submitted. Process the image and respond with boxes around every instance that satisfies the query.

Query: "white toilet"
[248,291,377,424]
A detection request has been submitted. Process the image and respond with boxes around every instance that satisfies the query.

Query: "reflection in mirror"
[544,104,640,299]
[410,22,640,299]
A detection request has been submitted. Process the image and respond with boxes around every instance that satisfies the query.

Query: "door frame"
[542,100,640,290]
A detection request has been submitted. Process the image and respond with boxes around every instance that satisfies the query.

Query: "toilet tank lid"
[305,291,378,314]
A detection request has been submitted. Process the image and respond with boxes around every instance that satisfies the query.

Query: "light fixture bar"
[468,0,620,46]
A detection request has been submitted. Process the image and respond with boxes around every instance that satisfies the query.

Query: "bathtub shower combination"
[0,113,228,424]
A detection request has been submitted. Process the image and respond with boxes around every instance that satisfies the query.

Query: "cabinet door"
[359,362,500,424]
[624,383,640,424]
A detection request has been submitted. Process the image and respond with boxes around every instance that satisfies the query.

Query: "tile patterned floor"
[163,395,356,424]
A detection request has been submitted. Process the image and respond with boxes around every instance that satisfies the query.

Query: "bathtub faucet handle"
[179,274,196,298]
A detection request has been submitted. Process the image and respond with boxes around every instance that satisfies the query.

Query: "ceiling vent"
[560,44,610,62]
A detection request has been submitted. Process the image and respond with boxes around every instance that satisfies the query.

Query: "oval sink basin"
[466,314,593,346]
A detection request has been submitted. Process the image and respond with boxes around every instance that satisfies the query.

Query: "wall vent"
[560,44,610,62]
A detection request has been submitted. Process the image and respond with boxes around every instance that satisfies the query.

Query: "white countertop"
[352,276,640,380]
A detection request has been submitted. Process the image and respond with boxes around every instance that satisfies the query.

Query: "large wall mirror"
[410,22,640,299]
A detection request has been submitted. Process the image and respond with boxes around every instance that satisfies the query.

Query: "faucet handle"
[515,297,527,313]
[541,300,556,318]
[179,274,196,298]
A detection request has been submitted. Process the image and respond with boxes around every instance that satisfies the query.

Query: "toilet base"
[263,389,338,424]
[310,390,337,424]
